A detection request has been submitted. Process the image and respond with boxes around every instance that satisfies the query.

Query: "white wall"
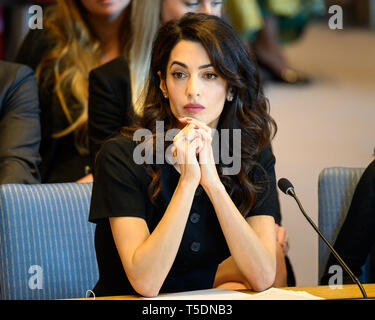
[265,24,375,286]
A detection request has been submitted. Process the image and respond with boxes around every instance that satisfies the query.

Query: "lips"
[183,103,205,114]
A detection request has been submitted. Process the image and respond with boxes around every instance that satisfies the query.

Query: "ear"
[158,71,168,98]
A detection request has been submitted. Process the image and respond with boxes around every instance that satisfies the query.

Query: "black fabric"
[0,61,41,184]
[285,255,296,286]
[88,56,134,175]
[89,134,279,296]
[249,146,281,222]
[320,160,375,284]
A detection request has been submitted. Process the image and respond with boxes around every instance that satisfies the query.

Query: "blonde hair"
[36,0,162,155]
[36,0,130,155]
[129,0,162,115]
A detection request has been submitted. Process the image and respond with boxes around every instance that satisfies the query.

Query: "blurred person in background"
[0,60,40,184]
[321,159,375,285]
[225,0,325,84]
[16,0,132,183]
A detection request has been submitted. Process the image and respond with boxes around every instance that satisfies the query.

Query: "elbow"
[251,276,274,292]
[129,276,162,298]
[135,286,160,298]
[251,263,276,292]
[121,256,163,297]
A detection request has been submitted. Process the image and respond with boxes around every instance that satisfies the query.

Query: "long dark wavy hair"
[121,13,277,216]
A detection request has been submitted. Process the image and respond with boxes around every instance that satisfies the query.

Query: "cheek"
[165,78,181,115]
[116,0,131,11]
[206,84,227,117]
[212,8,222,17]
[166,76,183,96]
[210,83,227,104]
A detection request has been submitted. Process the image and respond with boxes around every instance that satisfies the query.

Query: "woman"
[89,13,279,297]
[88,0,293,288]
[16,0,132,182]
[88,0,223,172]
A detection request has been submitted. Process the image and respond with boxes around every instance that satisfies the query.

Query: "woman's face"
[160,40,228,129]
[161,0,222,23]
[80,0,131,19]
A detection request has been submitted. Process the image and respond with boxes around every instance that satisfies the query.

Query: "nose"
[186,75,200,100]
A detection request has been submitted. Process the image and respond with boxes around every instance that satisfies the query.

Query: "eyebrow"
[170,61,213,70]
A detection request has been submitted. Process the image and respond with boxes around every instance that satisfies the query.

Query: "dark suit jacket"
[0,61,41,184]
[88,56,134,173]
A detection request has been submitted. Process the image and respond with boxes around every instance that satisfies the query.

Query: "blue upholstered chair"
[318,167,369,283]
[0,183,98,300]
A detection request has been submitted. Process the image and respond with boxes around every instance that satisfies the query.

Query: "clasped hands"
[171,117,221,190]
[171,118,291,258]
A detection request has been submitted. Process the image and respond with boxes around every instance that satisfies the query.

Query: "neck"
[87,12,126,63]
[208,118,219,130]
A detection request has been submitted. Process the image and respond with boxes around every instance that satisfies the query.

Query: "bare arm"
[213,224,288,289]
[110,180,196,297]
[109,125,202,297]
[184,117,276,291]
[206,184,276,291]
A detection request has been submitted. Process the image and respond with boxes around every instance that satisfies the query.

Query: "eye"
[211,0,223,7]
[184,1,199,8]
[203,72,218,80]
[172,72,187,79]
